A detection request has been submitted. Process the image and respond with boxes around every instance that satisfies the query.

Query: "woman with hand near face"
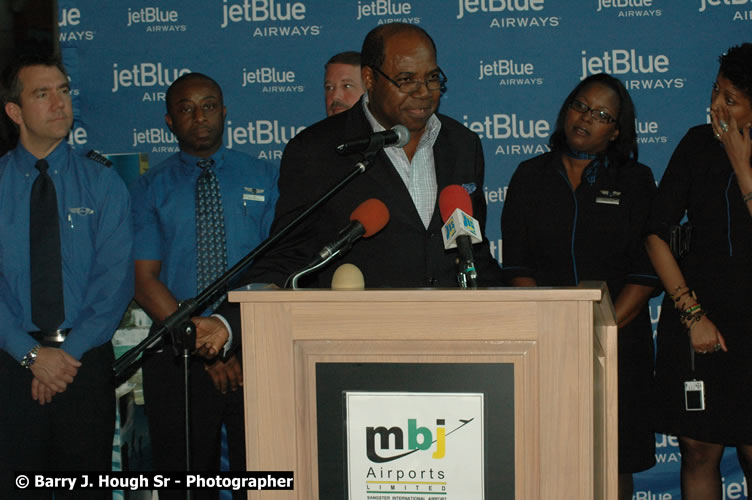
[645,43,752,499]
[502,73,658,498]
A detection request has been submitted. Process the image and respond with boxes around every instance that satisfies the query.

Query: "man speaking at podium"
[195,23,502,354]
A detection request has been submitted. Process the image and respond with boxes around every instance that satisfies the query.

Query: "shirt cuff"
[211,313,233,356]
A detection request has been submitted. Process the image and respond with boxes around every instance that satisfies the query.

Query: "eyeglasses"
[370,66,447,94]
[569,99,616,124]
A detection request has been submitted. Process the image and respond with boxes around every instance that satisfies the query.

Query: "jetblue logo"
[221,0,306,27]
[598,0,652,10]
[132,128,178,147]
[112,63,191,92]
[226,120,305,148]
[127,7,179,26]
[457,0,544,19]
[242,67,295,86]
[357,0,416,20]
[462,113,550,140]
[700,0,752,11]
[580,49,669,79]
[58,7,96,42]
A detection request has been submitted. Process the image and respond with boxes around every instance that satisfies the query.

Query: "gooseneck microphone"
[439,185,482,289]
[286,198,390,288]
[336,125,410,155]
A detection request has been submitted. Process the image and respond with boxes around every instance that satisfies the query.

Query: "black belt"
[30,328,71,344]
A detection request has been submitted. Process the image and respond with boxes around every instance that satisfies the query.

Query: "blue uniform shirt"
[0,141,134,362]
[131,146,278,307]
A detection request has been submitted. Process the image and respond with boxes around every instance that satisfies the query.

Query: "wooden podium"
[230,283,618,499]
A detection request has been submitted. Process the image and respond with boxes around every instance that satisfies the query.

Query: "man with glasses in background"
[194,23,502,352]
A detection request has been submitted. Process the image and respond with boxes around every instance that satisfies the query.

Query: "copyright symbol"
[15,475,29,489]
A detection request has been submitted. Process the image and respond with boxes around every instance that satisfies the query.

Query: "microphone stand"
[456,263,478,289]
[112,154,374,482]
[455,238,478,289]
[286,251,341,289]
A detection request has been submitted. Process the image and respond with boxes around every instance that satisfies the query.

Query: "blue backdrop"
[57,1,751,497]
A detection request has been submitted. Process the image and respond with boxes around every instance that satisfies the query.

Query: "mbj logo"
[221,0,306,27]
[699,0,751,11]
[580,49,669,79]
[112,63,191,92]
[457,0,544,19]
[366,419,447,463]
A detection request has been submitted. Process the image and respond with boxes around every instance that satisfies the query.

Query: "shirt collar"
[361,93,441,149]
[13,140,70,174]
[178,145,226,171]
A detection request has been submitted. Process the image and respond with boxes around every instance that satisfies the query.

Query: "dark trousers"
[142,349,246,500]
[0,342,116,500]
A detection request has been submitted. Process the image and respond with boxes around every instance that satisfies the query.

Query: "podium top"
[229,282,607,304]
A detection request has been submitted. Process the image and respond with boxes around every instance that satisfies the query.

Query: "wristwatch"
[20,344,41,369]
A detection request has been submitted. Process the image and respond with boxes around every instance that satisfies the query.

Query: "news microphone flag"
[441,208,482,250]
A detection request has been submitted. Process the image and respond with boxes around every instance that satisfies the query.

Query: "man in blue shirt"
[0,54,133,498]
[131,73,278,496]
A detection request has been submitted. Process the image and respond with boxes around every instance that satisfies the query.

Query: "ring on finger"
[719,120,729,132]
[713,343,722,352]
[715,132,721,139]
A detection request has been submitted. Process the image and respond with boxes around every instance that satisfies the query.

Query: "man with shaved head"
[131,73,278,497]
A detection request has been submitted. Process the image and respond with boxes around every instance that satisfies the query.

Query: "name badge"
[243,187,265,202]
[595,190,621,205]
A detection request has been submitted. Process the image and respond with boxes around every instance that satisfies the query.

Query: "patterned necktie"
[195,159,228,304]
[30,159,65,330]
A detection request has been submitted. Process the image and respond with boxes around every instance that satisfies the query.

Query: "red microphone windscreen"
[439,185,473,222]
[350,198,390,237]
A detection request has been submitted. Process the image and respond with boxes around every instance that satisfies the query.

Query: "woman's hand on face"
[711,106,752,178]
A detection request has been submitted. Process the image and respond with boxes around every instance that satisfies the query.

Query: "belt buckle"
[30,328,70,345]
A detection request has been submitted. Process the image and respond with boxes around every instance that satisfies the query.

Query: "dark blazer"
[218,102,502,335]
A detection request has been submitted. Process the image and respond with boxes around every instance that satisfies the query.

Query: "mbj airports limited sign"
[346,392,484,500]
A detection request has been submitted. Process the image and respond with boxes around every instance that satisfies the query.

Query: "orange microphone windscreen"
[350,198,390,237]
[439,185,473,222]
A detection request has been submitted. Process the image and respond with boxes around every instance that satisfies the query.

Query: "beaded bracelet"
[670,287,697,314]
[670,287,691,307]
[680,304,706,329]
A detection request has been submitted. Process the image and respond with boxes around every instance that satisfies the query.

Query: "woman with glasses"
[645,44,752,499]
[501,72,658,498]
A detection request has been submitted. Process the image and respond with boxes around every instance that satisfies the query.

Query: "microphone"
[439,185,482,289]
[336,125,410,155]
[314,198,390,265]
[331,263,365,290]
[286,199,390,288]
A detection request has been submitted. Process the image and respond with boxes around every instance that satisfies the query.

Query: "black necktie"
[30,159,65,330]
[195,159,227,302]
